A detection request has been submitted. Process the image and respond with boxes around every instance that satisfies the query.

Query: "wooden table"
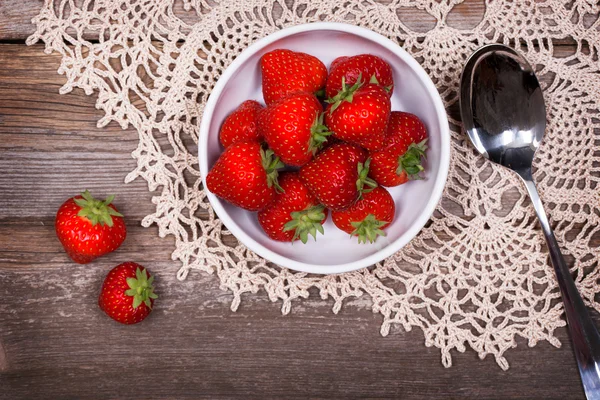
[0,1,594,398]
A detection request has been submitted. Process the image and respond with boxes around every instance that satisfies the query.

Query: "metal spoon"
[459,44,600,399]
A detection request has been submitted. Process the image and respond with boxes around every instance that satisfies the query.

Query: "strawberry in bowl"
[199,23,450,274]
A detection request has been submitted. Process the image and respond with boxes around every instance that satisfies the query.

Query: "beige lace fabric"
[27,0,600,369]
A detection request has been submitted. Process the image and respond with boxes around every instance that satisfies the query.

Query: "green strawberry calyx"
[261,148,285,193]
[308,113,333,155]
[283,205,326,244]
[326,73,364,114]
[351,214,387,244]
[74,190,123,227]
[397,139,428,180]
[369,74,392,94]
[356,158,378,197]
[124,268,158,309]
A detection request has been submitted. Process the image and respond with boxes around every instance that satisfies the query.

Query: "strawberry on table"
[331,186,395,244]
[258,172,328,243]
[99,262,158,325]
[260,49,327,105]
[325,74,391,151]
[55,190,126,264]
[369,111,428,186]
[299,142,377,211]
[206,141,284,211]
[259,92,331,167]
[326,54,394,99]
[219,100,264,148]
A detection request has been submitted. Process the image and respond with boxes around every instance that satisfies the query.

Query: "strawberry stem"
[283,205,326,244]
[124,268,158,309]
[356,158,378,197]
[261,148,285,193]
[350,214,387,244]
[308,113,333,155]
[325,73,364,114]
[396,139,428,180]
[74,190,123,227]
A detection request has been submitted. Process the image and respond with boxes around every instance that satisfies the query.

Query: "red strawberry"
[329,56,349,72]
[260,49,327,106]
[99,262,158,325]
[206,142,283,211]
[55,190,126,264]
[369,112,428,186]
[299,142,377,211]
[258,172,328,243]
[259,92,331,167]
[326,54,394,99]
[325,75,391,151]
[219,100,264,148]
[332,186,395,243]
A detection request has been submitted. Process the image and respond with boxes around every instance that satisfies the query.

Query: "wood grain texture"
[0,0,595,397]
[0,0,475,41]
[0,0,589,43]
[0,42,591,400]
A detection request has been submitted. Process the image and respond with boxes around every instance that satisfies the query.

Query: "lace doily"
[27,0,600,369]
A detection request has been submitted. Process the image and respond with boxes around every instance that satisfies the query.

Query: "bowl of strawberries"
[199,22,450,274]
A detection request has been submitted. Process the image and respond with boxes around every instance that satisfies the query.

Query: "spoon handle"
[519,169,600,399]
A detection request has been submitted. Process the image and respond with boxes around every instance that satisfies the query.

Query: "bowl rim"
[199,22,450,275]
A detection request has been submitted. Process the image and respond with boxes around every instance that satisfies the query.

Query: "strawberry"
[260,49,328,106]
[326,54,394,99]
[259,92,331,167]
[99,262,158,325]
[299,142,377,211]
[206,141,283,211]
[219,100,264,148]
[331,186,395,243]
[329,56,349,72]
[369,111,428,186]
[325,75,391,151]
[55,190,126,264]
[258,172,328,243]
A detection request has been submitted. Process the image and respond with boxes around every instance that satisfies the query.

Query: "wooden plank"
[0,34,595,400]
[0,237,591,399]
[0,44,181,221]
[0,0,37,40]
[0,43,575,222]
[1,0,591,43]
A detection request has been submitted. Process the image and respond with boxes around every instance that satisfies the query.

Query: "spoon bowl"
[460,44,600,399]
[460,44,545,173]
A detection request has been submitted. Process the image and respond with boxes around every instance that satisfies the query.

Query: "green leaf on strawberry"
[308,113,333,155]
[125,267,158,309]
[325,74,364,114]
[260,148,285,193]
[369,74,392,94]
[396,139,428,180]
[73,190,124,227]
[350,213,388,244]
[356,158,378,197]
[283,205,326,244]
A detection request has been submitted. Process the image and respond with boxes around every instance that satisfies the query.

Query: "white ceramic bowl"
[199,22,449,274]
